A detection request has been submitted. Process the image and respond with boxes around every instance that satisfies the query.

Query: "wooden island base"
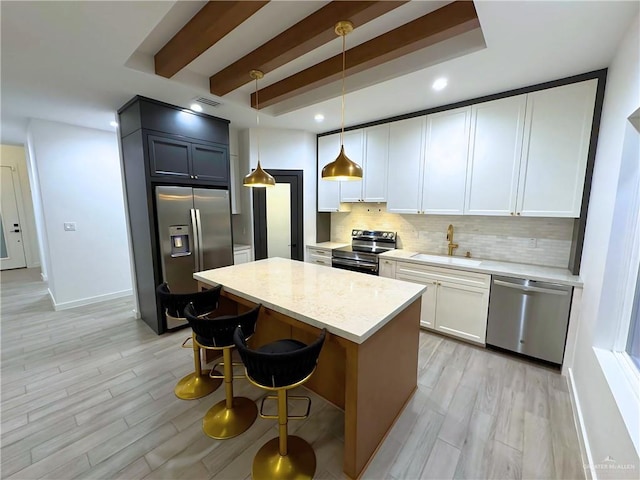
[203,284,421,479]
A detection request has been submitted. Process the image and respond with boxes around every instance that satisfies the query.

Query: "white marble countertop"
[380,250,583,287]
[194,257,426,344]
[233,244,251,252]
[306,241,350,250]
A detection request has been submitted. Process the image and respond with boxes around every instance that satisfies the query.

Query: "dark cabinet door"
[191,143,229,185]
[148,135,191,178]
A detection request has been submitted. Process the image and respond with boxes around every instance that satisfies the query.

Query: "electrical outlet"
[64,222,76,232]
[528,238,537,248]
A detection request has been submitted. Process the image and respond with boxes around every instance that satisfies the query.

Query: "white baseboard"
[51,289,133,311]
[47,288,55,309]
[41,272,47,282]
[568,367,596,480]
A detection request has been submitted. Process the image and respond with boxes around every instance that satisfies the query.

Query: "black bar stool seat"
[184,303,261,440]
[156,283,222,400]
[234,327,326,480]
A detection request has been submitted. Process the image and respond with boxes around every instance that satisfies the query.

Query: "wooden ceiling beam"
[155,1,269,79]
[251,1,480,109]
[209,1,408,97]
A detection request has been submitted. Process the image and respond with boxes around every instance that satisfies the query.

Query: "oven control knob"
[352,230,357,236]
[389,233,395,239]
[382,232,388,238]
[357,230,363,236]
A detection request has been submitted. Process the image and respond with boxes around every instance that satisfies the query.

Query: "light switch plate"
[528,238,537,248]
[64,222,76,231]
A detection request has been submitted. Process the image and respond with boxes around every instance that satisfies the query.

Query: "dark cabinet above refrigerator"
[117,96,232,334]
[148,134,229,186]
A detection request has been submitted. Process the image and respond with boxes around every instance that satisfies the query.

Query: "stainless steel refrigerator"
[155,186,233,328]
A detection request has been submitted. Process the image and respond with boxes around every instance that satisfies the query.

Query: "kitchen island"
[195,257,425,479]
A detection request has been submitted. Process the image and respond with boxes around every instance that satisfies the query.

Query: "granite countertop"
[380,250,583,287]
[194,257,425,344]
[306,241,350,250]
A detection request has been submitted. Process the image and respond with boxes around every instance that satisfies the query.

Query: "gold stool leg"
[203,347,257,439]
[175,333,222,400]
[252,389,316,480]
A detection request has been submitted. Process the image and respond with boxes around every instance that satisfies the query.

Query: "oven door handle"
[332,258,378,271]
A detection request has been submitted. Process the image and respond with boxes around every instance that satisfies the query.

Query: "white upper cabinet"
[317,133,342,212]
[465,80,596,218]
[465,95,527,216]
[338,130,365,202]
[387,117,425,214]
[422,107,471,215]
[340,127,388,203]
[355,78,597,218]
[517,79,597,217]
[362,124,389,202]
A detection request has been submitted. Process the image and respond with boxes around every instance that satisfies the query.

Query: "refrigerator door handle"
[195,208,204,272]
[190,208,200,272]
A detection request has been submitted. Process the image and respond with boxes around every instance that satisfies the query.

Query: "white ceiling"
[1,1,638,145]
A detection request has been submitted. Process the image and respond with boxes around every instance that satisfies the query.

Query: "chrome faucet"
[446,224,458,256]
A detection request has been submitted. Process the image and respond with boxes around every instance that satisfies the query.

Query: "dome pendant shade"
[321,145,363,181]
[243,161,275,187]
[321,20,363,182]
[243,69,275,188]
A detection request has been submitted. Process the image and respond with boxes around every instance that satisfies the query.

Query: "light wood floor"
[1,268,585,479]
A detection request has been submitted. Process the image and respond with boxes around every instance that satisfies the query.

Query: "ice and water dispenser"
[169,225,191,257]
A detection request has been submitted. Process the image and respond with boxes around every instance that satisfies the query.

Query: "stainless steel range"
[332,230,397,275]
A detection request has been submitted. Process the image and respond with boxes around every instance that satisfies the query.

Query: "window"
[626,267,640,369]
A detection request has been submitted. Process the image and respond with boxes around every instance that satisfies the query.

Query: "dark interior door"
[253,170,303,261]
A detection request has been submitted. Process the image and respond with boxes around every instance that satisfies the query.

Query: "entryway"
[0,166,27,270]
[252,169,303,261]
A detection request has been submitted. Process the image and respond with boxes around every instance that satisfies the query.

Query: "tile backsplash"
[331,204,574,268]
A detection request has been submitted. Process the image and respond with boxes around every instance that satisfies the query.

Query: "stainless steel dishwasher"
[486,276,573,364]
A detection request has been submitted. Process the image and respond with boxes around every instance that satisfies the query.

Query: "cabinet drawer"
[306,247,332,258]
[396,261,490,289]
[308,254,331,267]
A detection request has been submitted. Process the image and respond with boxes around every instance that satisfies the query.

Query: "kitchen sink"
[410,253,483,267]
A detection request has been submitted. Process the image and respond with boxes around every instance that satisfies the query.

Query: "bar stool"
[156,283,223,400]
[233,326,326,480]
[184,303,261,439]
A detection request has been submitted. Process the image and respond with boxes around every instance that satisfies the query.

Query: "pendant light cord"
[340,32,346,147]
[255,76,261,165]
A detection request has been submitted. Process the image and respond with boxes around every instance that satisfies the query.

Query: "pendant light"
[243,69,275,188]
[321,20,363,181]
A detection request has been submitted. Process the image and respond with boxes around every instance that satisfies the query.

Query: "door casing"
[252,170,303,261]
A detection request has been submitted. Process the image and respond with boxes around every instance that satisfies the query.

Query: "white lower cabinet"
[234,247,251,264]
[383,260,490,345]
[306,246,332,267]
[433,280,489,344]
[379,258,396,278]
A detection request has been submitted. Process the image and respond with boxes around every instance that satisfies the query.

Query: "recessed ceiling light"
[190,103,203,112]
[110,121,118,128]
[314,114,325,122]
[432,78,448,91]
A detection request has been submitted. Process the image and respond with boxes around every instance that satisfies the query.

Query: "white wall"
[26,119,132,309]
[568,14,640,478]
[0,144,40,268]
[236,128,317,258]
